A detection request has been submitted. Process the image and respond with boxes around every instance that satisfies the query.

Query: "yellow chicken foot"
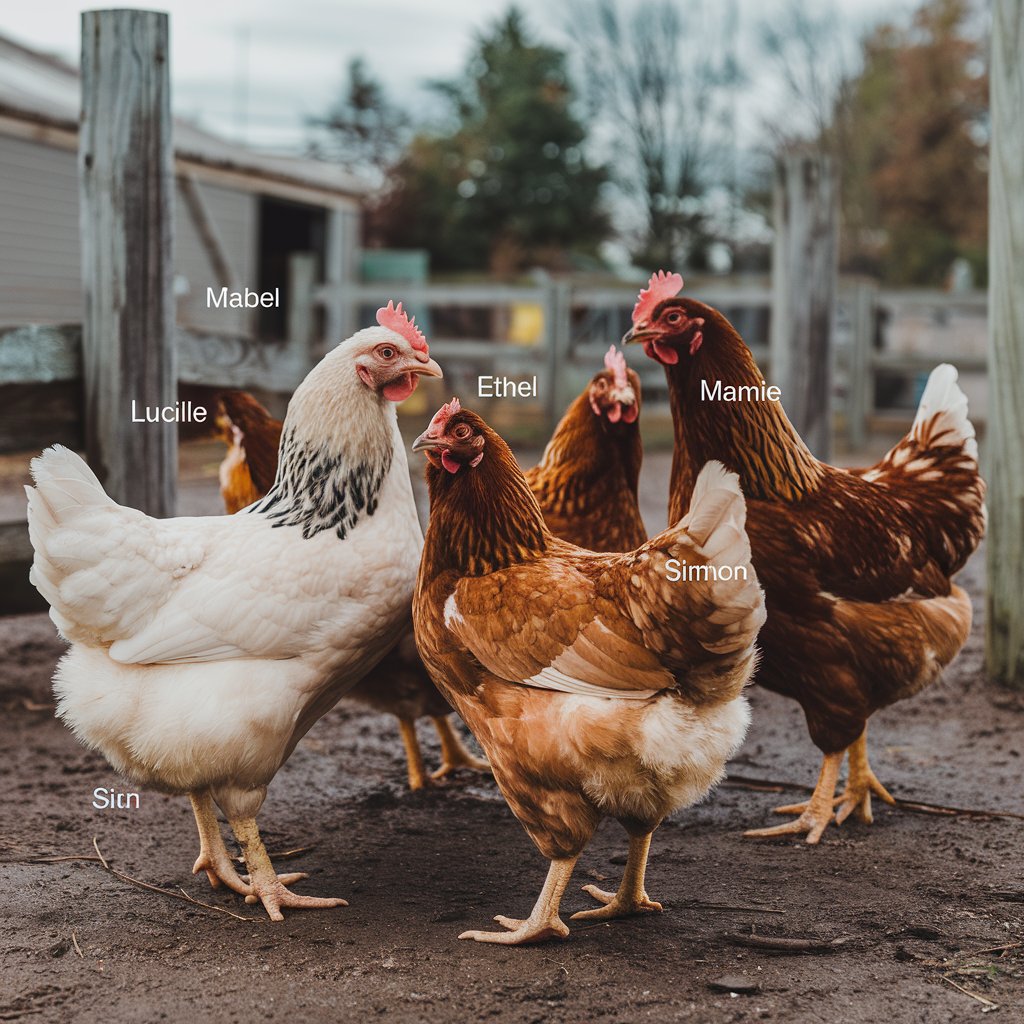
[189,791,306,894]
[229,817,347,922]
[572,832,663,921]
[460,857,578,945]
[397,717,431,791]
[835,727,896,825]
[430,716,491,781]
[745,752,843,845]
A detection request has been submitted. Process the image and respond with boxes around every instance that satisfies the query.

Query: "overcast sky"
[3,0,919,153]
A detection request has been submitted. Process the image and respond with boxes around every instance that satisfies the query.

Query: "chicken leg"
[835,727,896,825]
[430,716,490,781]
[571,832,663,921]
[459,857,578,945]
[228,817,348,922]
[744,751,843,845]
[189,790,307,895]
[397,717,431,791]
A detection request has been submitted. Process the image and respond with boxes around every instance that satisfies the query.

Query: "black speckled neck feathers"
[246,348,398,540]
[249,427,393,539]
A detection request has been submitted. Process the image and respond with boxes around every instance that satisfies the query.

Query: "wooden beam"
[178,173,236,289]
[986,0,1024,688]
[769,151,839,459]
[79,9,175,515]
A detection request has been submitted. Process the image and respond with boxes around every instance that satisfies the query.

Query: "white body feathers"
[26,331,424,813]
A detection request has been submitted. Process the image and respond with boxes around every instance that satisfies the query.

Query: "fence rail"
[1,281,989,456]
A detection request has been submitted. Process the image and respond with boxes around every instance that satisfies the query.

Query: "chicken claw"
[459,857,576,945]
[571,884,663,921]
[571,834,662,921]
[835,728,896,825]
[459,914,570,945]
[230,817,347,922]
[189,792,306,895]
[745,752,843,845]
[430,716,491,781]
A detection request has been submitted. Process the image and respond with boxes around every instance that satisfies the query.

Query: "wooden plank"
[543,278,573,431]
[875,290,988,312]
[177,172,236,288]
[0,324,308,391]
[79,9,175,515]
[0,324,81,384]
[869,352,987,374]
[324,207,360,344]
[0,382,83,455]
[847,281,875,449]
[286,251,317,363]
[176,329,307,391]
[769,151,839,459]
[573,286,773,309]
[987,0,1024,688]
[316,282,549,308]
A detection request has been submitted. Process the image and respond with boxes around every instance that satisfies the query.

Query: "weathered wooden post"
[769,150,839,459]
[986,0,1024,689]
[543,276,572,433]
[846,279,876,451]
[79,9,175,515]
[326,206,360,344]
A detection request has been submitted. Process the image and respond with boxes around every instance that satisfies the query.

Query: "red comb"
[604,345,629,390]
[631,270,684,325]
[377,300,428,352]
[427,397,461,433]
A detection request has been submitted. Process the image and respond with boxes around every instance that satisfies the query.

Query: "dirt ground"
[1,447,1022,1023]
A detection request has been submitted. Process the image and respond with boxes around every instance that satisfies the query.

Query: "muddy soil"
[1,450,1022,1023]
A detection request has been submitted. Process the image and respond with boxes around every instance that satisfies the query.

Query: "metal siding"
[0,135,80,324]
[174,181,257,335]
[0,134,259,334]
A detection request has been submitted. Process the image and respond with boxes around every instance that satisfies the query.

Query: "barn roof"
[0,31,369,201]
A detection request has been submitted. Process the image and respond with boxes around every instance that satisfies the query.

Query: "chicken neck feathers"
[524,388,646,553]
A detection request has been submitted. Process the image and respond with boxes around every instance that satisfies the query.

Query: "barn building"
[0,32,365,341]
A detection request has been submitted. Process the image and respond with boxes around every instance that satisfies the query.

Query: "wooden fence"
[0,7,992,617]
[1,279,988,453]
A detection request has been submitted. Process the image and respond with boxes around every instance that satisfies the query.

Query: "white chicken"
[26,302,442,921]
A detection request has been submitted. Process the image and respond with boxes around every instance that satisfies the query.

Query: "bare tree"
[568,0,737,269]
[759,1,858,153]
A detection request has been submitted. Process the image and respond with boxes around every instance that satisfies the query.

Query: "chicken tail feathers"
[26,447,117,636]
[29,445,113,513]
[910,363,978,461]
[678,462,766,655]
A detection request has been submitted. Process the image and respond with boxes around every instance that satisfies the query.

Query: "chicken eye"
[665,311,682,325]
[378,345,396,360]
[452,424,472,440]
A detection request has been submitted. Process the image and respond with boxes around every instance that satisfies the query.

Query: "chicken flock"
[26,279,985,943]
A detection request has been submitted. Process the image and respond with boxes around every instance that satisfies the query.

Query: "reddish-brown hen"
[214,390,487,790]
[525,346,647,552]
[215,391,282,514]
[626,272,986,843]
[413,399,764,945]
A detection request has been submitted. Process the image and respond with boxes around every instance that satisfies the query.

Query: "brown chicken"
[625,271,986,843]
[412,399,765,944]
[214,390,487,790]
[215,391,282,513]
[525,346,647,552]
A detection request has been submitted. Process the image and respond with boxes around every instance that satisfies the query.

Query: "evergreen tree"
[375,7,610,273]
[308,57,407,184]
